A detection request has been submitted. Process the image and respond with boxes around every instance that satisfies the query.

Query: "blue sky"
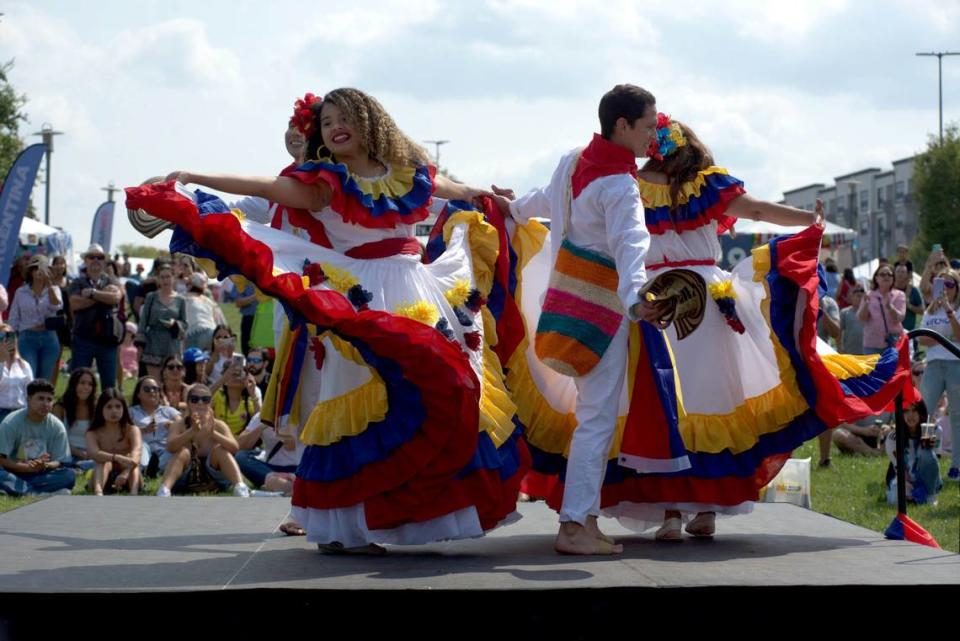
[2,0,959,252]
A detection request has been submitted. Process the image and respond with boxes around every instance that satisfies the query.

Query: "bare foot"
[555,522,623,555]
[585,515,615,545]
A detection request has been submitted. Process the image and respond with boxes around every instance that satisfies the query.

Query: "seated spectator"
[236,412,301,489]
[182,347,209,385]
[8,255,63,381]
[160,355,189,413]
[831,417,886,456]
[884,399,942,505]
[155,383,249,497]
[52,367,98,470]
[138,263,187,380]
[857,265,905,355]
[838,286,866,355]
[0,379,75,496]
[0,323,33,423]
[183,272,226,351]
[130,376,181,478]
[119,321,140,386]
[211,355,262,436]
[245,347,270,397]
[206,325,239,382]
[84,388,143,495]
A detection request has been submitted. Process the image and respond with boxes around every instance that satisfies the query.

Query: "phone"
[232,354,246,369]
[933,276,945,300]
[932,243,942,253]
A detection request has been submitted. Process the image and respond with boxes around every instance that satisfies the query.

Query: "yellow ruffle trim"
[441,210,499,297]
[480,344,519,447]
[638,166,732,209]
[261,318,304,429]
[349,163,419,201]
[820,352,882,380]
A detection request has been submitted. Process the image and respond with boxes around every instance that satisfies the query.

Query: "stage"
[0,496,954,635]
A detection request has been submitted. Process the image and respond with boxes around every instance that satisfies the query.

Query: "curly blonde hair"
[305,88,431,168]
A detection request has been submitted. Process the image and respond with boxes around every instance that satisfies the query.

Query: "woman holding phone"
[918,267,960,482]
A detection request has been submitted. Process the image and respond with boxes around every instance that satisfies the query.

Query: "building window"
[907,178,912,193]
[876,188,884,207]
[860,190,868,211]
[895,181,905,200]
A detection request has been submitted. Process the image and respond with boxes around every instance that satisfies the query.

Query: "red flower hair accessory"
[290,92,323,138]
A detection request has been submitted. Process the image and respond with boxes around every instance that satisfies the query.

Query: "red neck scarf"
[571,133,638,199]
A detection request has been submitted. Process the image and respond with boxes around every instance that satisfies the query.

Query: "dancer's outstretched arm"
[433,174,492,202]
[728,195,824,228]
[166,171,331,212]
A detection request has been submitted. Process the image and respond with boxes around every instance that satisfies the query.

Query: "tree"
[0,60,28,184]
[912,123,960,265]
[117,244,164,259]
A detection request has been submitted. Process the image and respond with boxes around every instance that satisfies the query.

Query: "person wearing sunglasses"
[918,268,960,482]
[67,244,123,388]
[155,383,249,497]
[857,265,905,355]
[130,376,181,478]
[244,348,270,397]
[159,355,189,412]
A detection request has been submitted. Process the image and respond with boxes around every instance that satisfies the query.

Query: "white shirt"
[241,412,302,468]
[920,304,959,361]
[0,359,33,409]
[8,285,63,331]
[509,147,650,320]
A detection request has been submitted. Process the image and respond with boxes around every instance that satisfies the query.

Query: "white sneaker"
[156,486,171,497]
[232,483,250,498]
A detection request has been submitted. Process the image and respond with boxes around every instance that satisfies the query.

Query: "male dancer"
[496,84,664,554]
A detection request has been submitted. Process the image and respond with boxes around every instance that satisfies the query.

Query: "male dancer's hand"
[489,184,515,218]
[632,299,671,329]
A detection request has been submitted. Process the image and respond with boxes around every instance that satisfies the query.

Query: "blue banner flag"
[0,144,45,284]
[90,201,115,253]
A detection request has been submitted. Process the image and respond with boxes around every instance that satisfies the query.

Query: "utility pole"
[424,139,449,170]
[916,51,960,144]
[30,123,64,225]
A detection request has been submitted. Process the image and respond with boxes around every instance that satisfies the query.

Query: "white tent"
[730,219,856,244]
[17,217,76,274]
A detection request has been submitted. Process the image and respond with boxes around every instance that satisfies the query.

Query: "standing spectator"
[822,258,841,299]
[130,376,181,478]
[8,255,63,381]
[857,265,905,355]
[918,268,960,482]
[206,325,239,382]
[0,323,32,423]
[920,248,950,303]
[182,347,209,385]
[121,254,132,278]
[895,264,925,333]
[132,259,166,320]
[893,244,914,274]
[0,379,75,496]
[223,277,259,354]
[85,388,143,495]
[236,412,301,490]
[52,367,98,469]
[138,263,187,379]
[173,254,197,295]
[0,283,7,314]
[160,355,189,413]
[49,256,72,377]
[838,286,866,355]
[183,272,226,350]
[68,244,123,389]
[4,255,30,320]
[817,293,840,345]
[155,383,249,497]
[836,267,859,310]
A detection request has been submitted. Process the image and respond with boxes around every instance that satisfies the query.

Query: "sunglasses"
[142,385,160,393]
[247,357,263,364]
[877,272,894,278]
[188,395,212,404]
[165,363,184,371]
[86,255,106,261]
[911,370,924,377]
[944,280,957,290]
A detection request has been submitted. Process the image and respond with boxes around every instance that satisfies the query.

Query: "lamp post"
[916,51,960,144]
[424,139,449,170]
[101,181,119,203]
[30,123,64,226]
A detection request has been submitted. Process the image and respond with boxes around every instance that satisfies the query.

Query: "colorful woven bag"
[535,151,625,377]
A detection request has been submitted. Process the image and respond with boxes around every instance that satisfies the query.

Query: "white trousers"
[559,318,629,525]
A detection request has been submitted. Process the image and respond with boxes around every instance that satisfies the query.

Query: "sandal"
[279,522,306,536]
[684,512,716,538]
[655,517,683,542]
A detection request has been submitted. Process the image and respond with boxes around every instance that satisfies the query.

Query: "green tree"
[0,60,28,184]
[117,244,164,259]
[912,123,960,265]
